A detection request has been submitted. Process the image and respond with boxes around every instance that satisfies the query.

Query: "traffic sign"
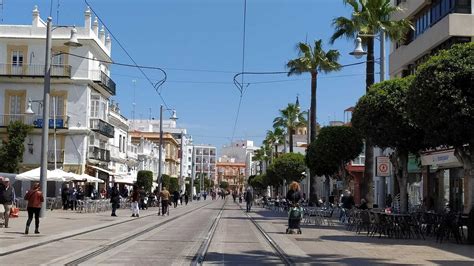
[376,156,391,177]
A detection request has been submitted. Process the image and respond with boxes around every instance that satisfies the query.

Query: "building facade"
[390,0,473,77]
[0,6,117,184]
[216,156,246,192]
[192,144,217,191]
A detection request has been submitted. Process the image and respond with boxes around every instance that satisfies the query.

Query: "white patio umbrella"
[63,172,104,183]
[16,167,67,182]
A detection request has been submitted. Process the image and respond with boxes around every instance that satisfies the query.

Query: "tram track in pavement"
[63,200,217,266]
[191,201,293,266]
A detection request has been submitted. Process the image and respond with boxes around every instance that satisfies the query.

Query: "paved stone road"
[1,199,473,265]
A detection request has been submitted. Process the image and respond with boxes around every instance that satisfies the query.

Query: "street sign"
[376,156,391,177]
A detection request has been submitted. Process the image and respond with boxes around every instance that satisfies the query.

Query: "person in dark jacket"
[172,190,180,208]
[24,183,44,234]
[139,187,147,210]
[286,181,302,206]
[1,177,15,228]
[61,185,69,210]
[184,192,189,205]
[358,199,368,210]
[110,184,120,217]
[245,188,253,212]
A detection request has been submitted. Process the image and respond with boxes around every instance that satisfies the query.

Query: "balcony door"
[7,45,27,75]
[3,90,26,125]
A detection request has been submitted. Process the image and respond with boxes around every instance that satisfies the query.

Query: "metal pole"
[191,147,195,201]
[40,17,52,217]
[53,96,57,170]
[179,131,184,192]
[158,105,163,192]
[380,30,385,82]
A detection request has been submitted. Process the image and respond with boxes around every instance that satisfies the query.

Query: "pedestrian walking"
[159,186,170,216]
[61,185,69,210]
[172,190,179,208]
[1,177,16,228]
[68,186,77,210]
[24,183,44,234]
[110,184,120,217]
[131,185,140,217]
[184,192,189,205]
[245,188,253,212]
[139,186,147,210]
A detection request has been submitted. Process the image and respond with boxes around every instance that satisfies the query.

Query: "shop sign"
[376,156,391,177]
[420,149,462,168]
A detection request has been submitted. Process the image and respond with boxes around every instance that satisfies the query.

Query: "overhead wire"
[84,0,170,113]
[231,0,247,142]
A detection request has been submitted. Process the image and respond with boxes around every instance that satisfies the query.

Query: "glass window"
[12,51,23,66]
[50,95,65,117]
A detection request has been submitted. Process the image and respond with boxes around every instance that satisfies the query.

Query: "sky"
[1,0,386,150]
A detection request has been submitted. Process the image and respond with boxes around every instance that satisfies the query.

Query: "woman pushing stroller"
[286,181,303,234]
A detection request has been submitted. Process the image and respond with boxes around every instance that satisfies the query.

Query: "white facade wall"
[0,6,115,175]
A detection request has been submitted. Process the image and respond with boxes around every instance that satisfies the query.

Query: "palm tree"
[287,39,341,143]
[265,127,285,160]
[330,0,412,205]
[253,146,269,175]
[273,103,307,153]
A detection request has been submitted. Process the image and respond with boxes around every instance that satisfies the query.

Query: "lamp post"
[36,17,82,217]
[350,31,386,207]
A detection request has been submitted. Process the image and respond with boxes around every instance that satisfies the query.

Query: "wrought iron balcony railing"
[91,70,116,95]
[88,146,111,162]
[0,64,71,78]
[90,118,115,138]
[0,114,69,128]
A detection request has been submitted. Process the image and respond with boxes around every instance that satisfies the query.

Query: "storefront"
[420,149,465,212]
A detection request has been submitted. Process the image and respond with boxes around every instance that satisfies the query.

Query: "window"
[90,94,107,120]
[12,51,24,66]
[4,90,26,123]
[50,95,65,118]
[119,134,122,152]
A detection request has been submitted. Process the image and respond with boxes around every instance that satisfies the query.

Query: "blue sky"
[2,0,384,149]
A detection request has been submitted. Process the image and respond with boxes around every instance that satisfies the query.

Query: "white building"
[130,113,193,191]
[389,0,473,77]
[108,102,138,182]
[192,144,217,190]
[0,6,117,186]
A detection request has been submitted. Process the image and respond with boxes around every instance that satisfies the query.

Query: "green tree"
[253,146,269,175]
[330,0,412,206]
[169,177,179,192]
[286,39,341,204]
[273,103,307,153]
[0,121,32,173]
[271,153,306,184]
[219,181,229,190]
[185,177,192,196]
[407,43,474,216]
[249,174,268,197]
[264,166,283,192]
[352,77,423,213]
[306,126,363,202]
[162,174,171,190]
[136,170,153,192]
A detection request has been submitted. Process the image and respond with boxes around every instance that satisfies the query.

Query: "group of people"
[108,184,191,218]
[0,176,44,234]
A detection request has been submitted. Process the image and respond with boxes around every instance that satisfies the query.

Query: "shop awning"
[88,165,114,175]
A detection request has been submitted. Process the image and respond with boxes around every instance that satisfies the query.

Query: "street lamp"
[36,17,82,217]
[158,105,177,192]
[349,37,367,59]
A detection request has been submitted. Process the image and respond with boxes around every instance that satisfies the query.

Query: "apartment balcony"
[0,64,72,78]
[92,70,116,96]
[0,114,69,129]
[47,149,64,163]
[127,145,138,160]
[90,118,114,138]
[88,146,111,162]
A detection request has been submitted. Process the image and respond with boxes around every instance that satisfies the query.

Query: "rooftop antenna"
[0,0,4,23]
[56,0,60,24]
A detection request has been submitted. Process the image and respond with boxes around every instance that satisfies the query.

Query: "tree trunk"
[274,145,278,159]
[309,71,318,205]
[361,37,375,207]
[310,71,317,142]
[390,150,409,214]
[289,127,294,153]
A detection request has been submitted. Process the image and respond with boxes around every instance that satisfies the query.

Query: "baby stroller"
[286,203,303,234]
